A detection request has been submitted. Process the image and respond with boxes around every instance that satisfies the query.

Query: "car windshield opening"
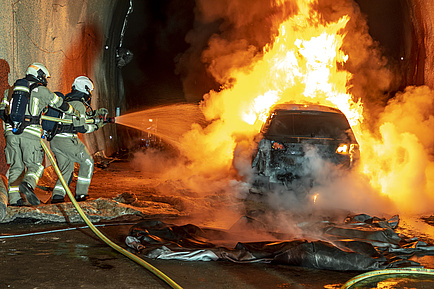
[266,112,351,139]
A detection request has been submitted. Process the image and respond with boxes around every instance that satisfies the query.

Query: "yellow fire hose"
[46,116,434,288]
[40,139,183,289]
[341,267,434,288]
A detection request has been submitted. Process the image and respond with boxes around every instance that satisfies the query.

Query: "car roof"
[270,103,343,114]
[261,103,357,143]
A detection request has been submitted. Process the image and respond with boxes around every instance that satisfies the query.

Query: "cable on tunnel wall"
[40,139,183,289]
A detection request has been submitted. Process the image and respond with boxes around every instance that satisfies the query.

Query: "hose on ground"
[341,267,434,289]
[40,139,183,289]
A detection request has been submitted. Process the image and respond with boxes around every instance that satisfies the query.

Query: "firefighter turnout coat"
[50,93,98,199]
[1,84,78,204]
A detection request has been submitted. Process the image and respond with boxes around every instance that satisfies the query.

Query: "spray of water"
[116,103,246,228]
[117,0,434,237]
[115,103,207,148]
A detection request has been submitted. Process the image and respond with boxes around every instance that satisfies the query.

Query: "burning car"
[251,103,359,196]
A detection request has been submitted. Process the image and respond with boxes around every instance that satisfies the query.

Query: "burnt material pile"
[126,214,434,271]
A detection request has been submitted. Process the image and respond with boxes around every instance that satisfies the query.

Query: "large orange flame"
[182,0,362,172]
[178,0,434,215]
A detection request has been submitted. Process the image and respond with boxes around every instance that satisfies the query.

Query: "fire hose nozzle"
[92,116,115,124]
[104,117,116,124]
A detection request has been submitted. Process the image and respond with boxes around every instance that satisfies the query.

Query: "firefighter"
[0,62,81,206]
[48,76,107,203]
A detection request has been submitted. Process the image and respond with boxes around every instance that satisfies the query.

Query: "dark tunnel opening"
[104,0,221,152]
[355,0,408,62]
[108,0,220,113]
[120,0,190,110]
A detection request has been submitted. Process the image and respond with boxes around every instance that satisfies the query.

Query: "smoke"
[380,86,434,155]
[176,0,298,101]
[315,0,396,129]
[359,85,434,214]
[130,0,433,234]
[307,0,434,215]
[130,148,248,228]
[176,0,393,216]
[130,148,180,175]
[235,141,396,219]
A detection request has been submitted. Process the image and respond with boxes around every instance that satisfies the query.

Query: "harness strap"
[23,115,41,125]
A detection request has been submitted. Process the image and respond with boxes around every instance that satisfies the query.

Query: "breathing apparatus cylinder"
[10,79,31,134]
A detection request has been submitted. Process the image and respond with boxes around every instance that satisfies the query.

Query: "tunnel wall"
[407,0,434,88]
[0,0,119,174]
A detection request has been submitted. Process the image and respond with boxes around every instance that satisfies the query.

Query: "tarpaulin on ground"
[125,214,434,271]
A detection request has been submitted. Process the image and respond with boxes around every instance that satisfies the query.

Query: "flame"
[313,193,319,204]
[178,0,434,214]
[186,0,363,172]
[336,144,348,154]
[236,4,363,130]
[356,86,434,213]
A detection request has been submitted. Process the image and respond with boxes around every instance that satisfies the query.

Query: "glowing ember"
[336,144,348,154]
[313,193,319,204]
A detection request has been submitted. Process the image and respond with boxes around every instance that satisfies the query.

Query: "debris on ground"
[1,197,182,223]
[126,214,434,271]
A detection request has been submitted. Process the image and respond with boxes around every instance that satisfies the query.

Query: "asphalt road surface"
[1,158,434,288]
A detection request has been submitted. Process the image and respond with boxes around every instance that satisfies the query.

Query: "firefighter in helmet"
[0,62,81,206]
[48,76,107,203]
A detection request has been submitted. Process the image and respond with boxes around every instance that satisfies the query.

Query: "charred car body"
[251,103,359,196]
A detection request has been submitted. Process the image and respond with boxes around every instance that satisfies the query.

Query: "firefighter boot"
[51,194,65,204]
[75,194,89,202]
[9,199,24,207]
[19,182,40,206]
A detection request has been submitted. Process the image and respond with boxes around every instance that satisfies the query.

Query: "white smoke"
[131,0,433,235]
[359,85,434,214]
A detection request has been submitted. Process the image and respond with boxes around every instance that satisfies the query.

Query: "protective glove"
[95,108,108,118]
[97,120,106,130]
[93,118,106,130]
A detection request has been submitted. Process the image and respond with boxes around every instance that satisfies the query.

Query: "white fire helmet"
[72,76,94,95]
[26,62,50,85]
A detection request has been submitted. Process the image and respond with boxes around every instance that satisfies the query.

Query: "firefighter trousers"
[4,134,44,204]
[50,135,94,198]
